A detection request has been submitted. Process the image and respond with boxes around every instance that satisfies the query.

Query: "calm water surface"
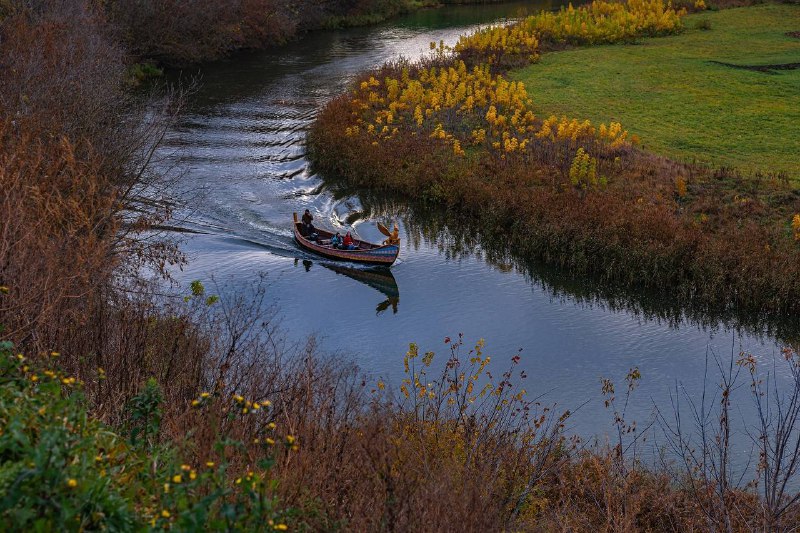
[158,1,793,443]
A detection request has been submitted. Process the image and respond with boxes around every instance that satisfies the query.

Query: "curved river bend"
[158,1,791,440]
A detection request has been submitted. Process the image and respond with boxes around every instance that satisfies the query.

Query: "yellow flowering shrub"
[0,341,292,531]
[528,0,685,44]
[454,0,684,68]
[454,20,540,68]
[346,59,632,161]
[338,1,679,166]
[569,148,600,189]
[455,0,685,67]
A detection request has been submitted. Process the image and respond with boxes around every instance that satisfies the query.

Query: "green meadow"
[513,3,800,177]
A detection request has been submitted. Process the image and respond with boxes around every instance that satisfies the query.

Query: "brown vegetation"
[108,0,298,65]
[106,0,501,66]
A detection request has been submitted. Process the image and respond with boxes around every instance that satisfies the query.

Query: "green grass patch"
[512,3,800,177]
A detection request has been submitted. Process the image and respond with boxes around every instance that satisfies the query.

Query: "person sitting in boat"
[301,209,317,240]
[383,223,400,245]
[343,232,357,250]
[330,232,343,249]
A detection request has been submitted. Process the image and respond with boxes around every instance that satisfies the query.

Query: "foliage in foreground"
[0,340,291,531]
[5,326,800,530]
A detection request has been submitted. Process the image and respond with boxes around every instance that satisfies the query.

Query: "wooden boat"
[293,213,399,266]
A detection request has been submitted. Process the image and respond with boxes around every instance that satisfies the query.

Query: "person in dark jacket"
[301,209,316,239]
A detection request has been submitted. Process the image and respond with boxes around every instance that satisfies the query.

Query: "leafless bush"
[656,346,800,531]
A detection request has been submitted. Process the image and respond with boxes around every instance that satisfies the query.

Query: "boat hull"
[293,214,399,266]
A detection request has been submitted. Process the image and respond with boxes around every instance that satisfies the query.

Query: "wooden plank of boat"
[293,213,399,266]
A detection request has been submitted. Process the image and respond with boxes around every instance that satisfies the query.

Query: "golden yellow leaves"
[342,2,661,159]
[569,148,599,189]
[527,0,685,46]
[675,177,688,198]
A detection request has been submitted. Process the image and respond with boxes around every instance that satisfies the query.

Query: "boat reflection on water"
[296,259,400,314]
[323,263,400,315]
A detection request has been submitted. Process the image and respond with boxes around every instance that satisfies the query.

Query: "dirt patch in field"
[787,31,800,39]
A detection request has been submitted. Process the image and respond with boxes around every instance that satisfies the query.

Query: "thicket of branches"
[106,0,500,65]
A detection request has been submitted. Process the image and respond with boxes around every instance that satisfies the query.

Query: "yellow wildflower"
[67,479,77,488]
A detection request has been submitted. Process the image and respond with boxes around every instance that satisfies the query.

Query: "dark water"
[157,1,795,445]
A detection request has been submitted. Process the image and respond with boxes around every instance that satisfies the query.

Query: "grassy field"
[512,3,800,177]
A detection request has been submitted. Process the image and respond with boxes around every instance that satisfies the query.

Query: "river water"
[157,1,794,446]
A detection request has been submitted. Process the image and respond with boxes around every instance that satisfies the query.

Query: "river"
[156,0,794,448]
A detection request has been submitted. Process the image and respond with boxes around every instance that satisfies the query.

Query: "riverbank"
[107,0,514,66]
[513,3,800,175]
[307,0,800,318]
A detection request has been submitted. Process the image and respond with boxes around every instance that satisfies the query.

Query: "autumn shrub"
[454,0,686,68]
[0,1,138,170]
[0,120,116,354]
[340,56,634,173]
[0,0,192,421]
[0,339,293,531]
